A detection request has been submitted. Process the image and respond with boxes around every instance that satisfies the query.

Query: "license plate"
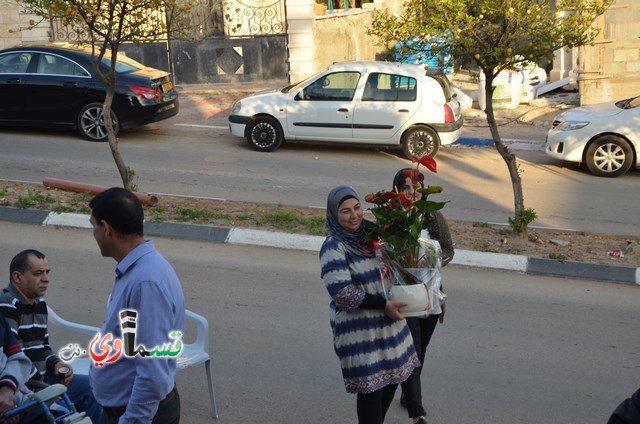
[159,103,176,112]
[162,81,173,92]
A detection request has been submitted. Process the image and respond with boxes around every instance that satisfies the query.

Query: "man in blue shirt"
[88,187,186,424]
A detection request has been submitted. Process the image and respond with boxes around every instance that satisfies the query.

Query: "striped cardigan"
[320,236,420,394]
[0,283,58,379]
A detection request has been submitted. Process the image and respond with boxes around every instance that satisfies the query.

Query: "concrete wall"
[285,0,388,82]
[0,0,50,49]
[312,5,388,71]
[0,1,22,50]
[577,0,640,104]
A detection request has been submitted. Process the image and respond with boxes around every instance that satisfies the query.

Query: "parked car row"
[0,44,638,177]
[0,44,178,141]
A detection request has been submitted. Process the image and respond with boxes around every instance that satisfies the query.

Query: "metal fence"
[50,0,286,42]
[49,0,289,84]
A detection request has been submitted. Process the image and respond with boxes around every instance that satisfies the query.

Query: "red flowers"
[412,155,437,173]
[364,156,445,270]
[365,191,411,205]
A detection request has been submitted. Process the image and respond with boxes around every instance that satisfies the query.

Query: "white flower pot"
[389,282,433,317]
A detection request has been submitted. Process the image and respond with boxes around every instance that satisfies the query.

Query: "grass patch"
[15,190,55,209]
[254,208,326,235]
[207,208,232,221]
[175,206,215,223]
[258,208,305,230]
[150,206,168,222]
[52,192,92,214]
[235,212,255,222]
[0,187,8,206]
[549,253,567,262]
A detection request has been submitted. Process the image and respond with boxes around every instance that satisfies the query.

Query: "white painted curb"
[227,228,324,251]
[43,212,92,229]
[452,249,528,272]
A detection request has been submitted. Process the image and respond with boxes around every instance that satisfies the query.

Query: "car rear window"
[362,73,417,102]
[100,54,146,74]
[36,54,90,77]
[426,69,453,102]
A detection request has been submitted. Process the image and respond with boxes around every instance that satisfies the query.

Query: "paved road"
[0,86,638,237]
[0,222,637,424]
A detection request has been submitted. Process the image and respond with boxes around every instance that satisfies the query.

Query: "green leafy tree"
[19,0,193,190]
[368,0,611,234]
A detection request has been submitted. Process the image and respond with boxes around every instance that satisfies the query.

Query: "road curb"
[3,208,638,285]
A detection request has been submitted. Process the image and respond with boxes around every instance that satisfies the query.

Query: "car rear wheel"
[585,135,633,177]
[246,117,284,152]
[78,102,120,142]
[401,125,440,159]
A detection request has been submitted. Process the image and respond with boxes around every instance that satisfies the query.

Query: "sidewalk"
[1,207,638,285]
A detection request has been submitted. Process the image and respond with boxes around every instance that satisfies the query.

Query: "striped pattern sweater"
[320,236,420,394]
[0,311,33,406]
[0,283,57,379]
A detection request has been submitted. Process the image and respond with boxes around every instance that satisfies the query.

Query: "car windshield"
[616,96,640,109]
[281,68,327,93]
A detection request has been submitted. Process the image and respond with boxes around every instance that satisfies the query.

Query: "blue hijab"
[325,186,375,258]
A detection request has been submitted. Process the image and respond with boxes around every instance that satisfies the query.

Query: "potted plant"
[364,156,447,316]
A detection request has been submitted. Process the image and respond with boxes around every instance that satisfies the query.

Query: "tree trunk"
[482,69,525,227]
[96,50,134,191]
[103,67,133,190]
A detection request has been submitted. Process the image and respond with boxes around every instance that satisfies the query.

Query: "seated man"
[0,249,101,423]
[0,311,65,424]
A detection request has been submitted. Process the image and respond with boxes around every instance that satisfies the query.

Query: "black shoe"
[400,393,407,408]
[414,417,428,424]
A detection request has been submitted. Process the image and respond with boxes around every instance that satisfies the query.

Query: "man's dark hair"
[89,187,144,236]
[10,249,46,278]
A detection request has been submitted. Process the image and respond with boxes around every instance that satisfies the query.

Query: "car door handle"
[338,108,349,112]
[63,82,78,87]
[5,78,21,84]
[398,109,409,113]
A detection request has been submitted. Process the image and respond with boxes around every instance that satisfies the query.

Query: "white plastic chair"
[47,306,218,419]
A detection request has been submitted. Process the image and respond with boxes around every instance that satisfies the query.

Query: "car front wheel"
[585,135,633,177]
[246,117,284,152]
[78,102,120,142]
[401,125,440,159]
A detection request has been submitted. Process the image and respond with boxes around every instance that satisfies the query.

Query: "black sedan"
[0,44,179,141]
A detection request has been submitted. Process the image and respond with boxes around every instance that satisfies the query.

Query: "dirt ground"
[1,180,638,268]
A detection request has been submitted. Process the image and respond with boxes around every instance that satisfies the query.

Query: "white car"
[545,96,640,177]
[228,61,463,158]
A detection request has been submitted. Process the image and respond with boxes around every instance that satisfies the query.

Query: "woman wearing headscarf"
[319,185,420,424]
[393,168,454,424]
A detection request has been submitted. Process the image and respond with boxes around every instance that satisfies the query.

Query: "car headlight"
[555,120,590,131]
[231,101,242,114]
